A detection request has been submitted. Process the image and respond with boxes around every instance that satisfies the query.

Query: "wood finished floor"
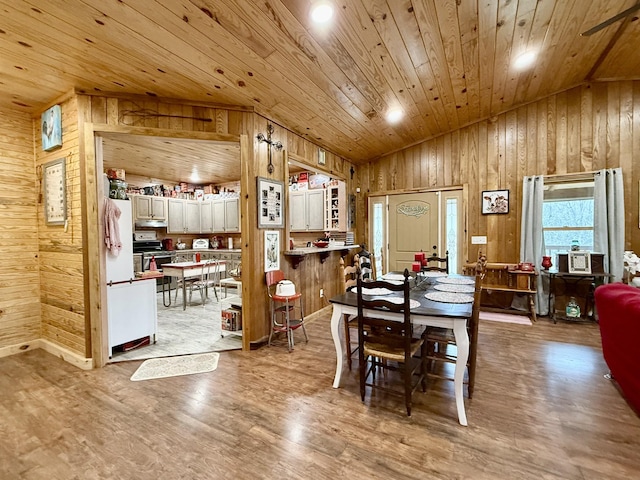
[2,313,639,480]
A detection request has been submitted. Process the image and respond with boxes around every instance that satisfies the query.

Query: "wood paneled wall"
[31,93,357,363]
[363,81,640,262]
[0,109,41,350]
[35,95,87,356]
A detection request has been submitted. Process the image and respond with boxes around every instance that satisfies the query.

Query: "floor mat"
[479,311,532,325]
[130,352,219,381]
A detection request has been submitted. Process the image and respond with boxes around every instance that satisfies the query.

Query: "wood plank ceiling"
[2,0,640,181]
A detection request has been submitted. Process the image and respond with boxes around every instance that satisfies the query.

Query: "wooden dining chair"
[340,255,360,369]
[423,254,486,398]
[357,269,427,416]
[423,249,449,273]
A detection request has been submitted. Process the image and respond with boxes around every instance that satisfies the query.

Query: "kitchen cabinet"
[167,198,201,234]
[290,189,324,231]
[132,194,167,221]
[325,182,346,231]
[212,198,240,233]
[200,201,213,233]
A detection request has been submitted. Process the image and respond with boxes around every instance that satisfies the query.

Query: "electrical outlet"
[320,288,324,298]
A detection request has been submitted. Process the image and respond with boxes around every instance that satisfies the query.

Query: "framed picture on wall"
[41,104,62,151]
[43,158,67,225]
[265,230,280,272]
[481,189,510,215]
[257,177,284,228]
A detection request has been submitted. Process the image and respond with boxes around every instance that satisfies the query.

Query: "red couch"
[594,283,640,413]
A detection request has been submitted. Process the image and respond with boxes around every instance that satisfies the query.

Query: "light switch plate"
[471,235,487,245]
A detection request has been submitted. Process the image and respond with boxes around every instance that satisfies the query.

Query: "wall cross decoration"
[256,123,283,174]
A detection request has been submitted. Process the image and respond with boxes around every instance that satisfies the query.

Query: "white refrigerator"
[105,199,157,356]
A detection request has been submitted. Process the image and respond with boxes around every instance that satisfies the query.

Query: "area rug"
[130,352,219,381]
[479,311,532,325]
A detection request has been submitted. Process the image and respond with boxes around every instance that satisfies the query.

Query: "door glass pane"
[446,198,458,274]
[373,202,383,276]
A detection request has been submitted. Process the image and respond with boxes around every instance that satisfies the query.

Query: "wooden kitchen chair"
[423,254,486,398]
[423,249,449,273]
[357,269,426,416]
[340,255,360,369]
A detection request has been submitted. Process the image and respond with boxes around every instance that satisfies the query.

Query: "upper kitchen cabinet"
[167,198,201,234]
[325,182,346,231]
[290,189,324,232]
[132,194,167,224]
[212,197,240,233]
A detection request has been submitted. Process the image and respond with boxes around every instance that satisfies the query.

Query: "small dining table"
[329,273,474,426]
[161,260,226,310]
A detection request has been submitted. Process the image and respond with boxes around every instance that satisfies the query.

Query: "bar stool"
[265,270,308,352]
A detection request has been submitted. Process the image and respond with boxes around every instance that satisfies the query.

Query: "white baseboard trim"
[0,339,94,370]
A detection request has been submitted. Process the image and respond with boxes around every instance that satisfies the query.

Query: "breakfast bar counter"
[284,244,360,269]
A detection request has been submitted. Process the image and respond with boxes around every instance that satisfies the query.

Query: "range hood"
[134,219,167,228]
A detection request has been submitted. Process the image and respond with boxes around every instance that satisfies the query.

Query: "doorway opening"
[93,128,245,365]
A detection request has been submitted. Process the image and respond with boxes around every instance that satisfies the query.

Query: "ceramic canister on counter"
[228,238,233,249]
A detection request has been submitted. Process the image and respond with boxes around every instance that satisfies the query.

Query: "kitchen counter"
[284,244,360,269]
[174,248,241,253]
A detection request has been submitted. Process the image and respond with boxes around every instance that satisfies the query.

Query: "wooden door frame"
[365,185,469,274]
[82,123,246,367]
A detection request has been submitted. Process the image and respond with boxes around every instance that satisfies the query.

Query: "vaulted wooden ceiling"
[3,0,640,168]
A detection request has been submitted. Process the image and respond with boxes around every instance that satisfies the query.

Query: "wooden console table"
[542,270,611,323]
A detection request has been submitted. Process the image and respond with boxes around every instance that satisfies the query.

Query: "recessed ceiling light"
[514,51,536,70]
[310,1,334,24]
[385,107,403,124]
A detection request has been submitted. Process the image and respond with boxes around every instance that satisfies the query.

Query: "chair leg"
[359,352,367,402]
[268,302,275,347]
[405,360,412,417]
[299,299,308,343]
[420,341,427,392]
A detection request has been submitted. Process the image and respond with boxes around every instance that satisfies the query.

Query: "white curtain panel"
[520,175,547,315]
[594,168,625,282]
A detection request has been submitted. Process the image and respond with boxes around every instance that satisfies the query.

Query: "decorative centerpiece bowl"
[313,241,329,248]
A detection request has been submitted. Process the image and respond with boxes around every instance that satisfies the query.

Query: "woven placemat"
[359,287,393,296]
[418,271,448,278]
[436,276,475,285]
[425,291,474,304]
[434,283,474,293]
[382,273,412,281]
[382,297,421,309]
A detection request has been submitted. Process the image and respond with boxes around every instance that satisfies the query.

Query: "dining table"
[161,260,226,310]
[329,272,474,426]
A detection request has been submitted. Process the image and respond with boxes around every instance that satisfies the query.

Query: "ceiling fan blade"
[581,3,640,36]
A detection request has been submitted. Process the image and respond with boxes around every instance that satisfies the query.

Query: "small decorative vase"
[541,256,553,270]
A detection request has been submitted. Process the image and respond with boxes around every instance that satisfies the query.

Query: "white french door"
[369,189,464,274]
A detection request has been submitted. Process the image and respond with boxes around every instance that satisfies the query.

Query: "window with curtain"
[542,180,594,260]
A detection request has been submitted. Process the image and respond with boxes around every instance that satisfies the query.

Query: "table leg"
[331,304,345,388]
[162,275,172,307]
[452,321,469,426]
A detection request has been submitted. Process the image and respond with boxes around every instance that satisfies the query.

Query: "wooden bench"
[463,262,537,322]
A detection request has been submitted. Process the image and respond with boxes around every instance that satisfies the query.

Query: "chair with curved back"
[423,253,486,398]
[266,270,308,352]
[173,253,197,303]
[357,269,427,416]
[188,259,221,305]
